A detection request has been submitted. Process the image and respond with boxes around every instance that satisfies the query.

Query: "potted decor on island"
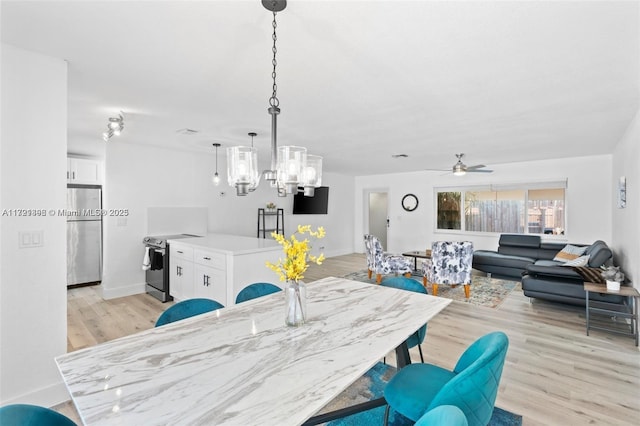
[266,225,325,326]
[601,265,624,291]
[266,202,277,212]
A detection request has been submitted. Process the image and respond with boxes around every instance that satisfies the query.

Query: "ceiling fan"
[427,153,493,176]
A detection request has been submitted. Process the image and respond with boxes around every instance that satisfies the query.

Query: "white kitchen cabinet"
[193,264,226,303]
[68,157,102,185]
[167,234,282,306]
[169,244,194,301]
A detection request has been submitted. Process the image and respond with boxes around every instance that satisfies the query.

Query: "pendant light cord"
[269,6,279,108]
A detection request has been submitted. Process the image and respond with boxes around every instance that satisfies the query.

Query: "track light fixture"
[102,113,124,142]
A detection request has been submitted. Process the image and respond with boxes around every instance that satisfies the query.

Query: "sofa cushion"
[473,250,535,269]
[498,234,540,248]
[563,255,590,267]
[553,244,587,262]
[584,240,613,267]
[526,263,582,280]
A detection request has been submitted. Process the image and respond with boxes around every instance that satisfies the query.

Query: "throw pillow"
[553,244,587,263]
[562,254,590,267]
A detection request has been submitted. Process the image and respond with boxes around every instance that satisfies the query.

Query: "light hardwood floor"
[58,253,640,425]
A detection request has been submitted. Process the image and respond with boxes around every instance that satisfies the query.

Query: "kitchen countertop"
[167,233,281,255]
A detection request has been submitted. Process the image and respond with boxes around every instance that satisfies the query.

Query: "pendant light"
[226,0,323,197]
[212,143,222,186]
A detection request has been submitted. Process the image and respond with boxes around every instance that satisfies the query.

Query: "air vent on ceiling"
[391,154,409,158]
[176,128,199,135]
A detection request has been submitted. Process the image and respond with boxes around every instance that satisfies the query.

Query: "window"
[436,182,566,235]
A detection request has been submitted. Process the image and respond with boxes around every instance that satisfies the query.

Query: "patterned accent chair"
[422,241,474,298]
[363,234,413,284]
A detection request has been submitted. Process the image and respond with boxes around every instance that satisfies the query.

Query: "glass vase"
[285,280,306,326]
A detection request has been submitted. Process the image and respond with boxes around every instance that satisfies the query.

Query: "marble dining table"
[56,276,451,426]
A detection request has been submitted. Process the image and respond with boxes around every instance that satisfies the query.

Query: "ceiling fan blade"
[424,168,450,172]
[467,169,493,173]
[466,164,486,170]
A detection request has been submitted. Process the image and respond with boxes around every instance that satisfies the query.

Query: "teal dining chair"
[155,298,224,327]
[415,405,469,426]
[381,276,428,363]
[235,282,282,304]
[0,404,77,426]
[383,331,509,426]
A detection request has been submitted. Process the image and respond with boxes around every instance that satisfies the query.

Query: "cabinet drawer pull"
[177,250,183,254]
[203,256,211,260]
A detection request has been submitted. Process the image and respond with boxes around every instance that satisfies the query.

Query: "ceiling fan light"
[453,164,466,176]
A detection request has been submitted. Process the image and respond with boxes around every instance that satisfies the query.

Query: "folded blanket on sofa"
[570,266,605,284]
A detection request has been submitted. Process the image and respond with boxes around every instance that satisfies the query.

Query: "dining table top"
[56,276,451,426]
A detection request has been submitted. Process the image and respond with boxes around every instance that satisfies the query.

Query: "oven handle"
[146,246,165,255]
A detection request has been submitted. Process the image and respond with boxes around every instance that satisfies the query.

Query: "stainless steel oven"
[142,234,200,302]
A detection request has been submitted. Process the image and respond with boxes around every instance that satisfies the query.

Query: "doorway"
[367,191,388,250]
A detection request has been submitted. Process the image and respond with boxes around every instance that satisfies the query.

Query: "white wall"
[612,110,639,287]
[0,45,68,405]
[354,155,613,254]
[102,141,354,298]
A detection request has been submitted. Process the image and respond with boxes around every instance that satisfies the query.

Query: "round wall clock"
[401,194,419,212]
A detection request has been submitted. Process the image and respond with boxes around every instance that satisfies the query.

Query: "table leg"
[585,290,590,336]
[395,341,411,368]
[634,296,638,347]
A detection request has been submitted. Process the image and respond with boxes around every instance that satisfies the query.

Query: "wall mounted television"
[292,186,329,214]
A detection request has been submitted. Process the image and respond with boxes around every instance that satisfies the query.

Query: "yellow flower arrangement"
[266,225,326,282]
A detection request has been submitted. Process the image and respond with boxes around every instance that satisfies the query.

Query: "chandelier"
[227,0,323,197]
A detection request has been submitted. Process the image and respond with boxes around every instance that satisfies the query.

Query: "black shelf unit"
[257,208,284,238]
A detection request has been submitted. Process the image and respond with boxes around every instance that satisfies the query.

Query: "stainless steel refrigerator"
[67,185,102,286]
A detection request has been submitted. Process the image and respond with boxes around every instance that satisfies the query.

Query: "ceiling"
[2,0,638,176]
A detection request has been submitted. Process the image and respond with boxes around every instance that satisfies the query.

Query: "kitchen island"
[167,233,282,306]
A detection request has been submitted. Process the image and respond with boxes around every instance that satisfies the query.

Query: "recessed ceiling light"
[392,154,409,158]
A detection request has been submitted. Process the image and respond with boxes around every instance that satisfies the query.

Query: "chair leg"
[423,276,427,286]
[368,269,372,279]
[403,272,411,278]
[432,283,438,296]
[376,274,382,284]
[464,284,470,298]
[418,344,424,363]
[383,405,391,426]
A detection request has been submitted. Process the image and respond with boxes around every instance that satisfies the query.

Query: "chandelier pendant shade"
[227,146,259,196]
[226,0,322,197]
[301,154,323,196]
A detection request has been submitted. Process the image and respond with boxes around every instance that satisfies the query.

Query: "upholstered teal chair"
[415,405,469,426]
[383,331,509,426]
[0,404,77,426]
[381,276,428,362]
[155,298,224,327]
[236,282,282,304]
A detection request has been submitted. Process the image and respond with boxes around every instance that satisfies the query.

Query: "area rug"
[319,362,522,426]
[342,270,520,309]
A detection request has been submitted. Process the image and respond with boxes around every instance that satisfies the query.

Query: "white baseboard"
[1,380,69,408]
[101,282,145,299]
